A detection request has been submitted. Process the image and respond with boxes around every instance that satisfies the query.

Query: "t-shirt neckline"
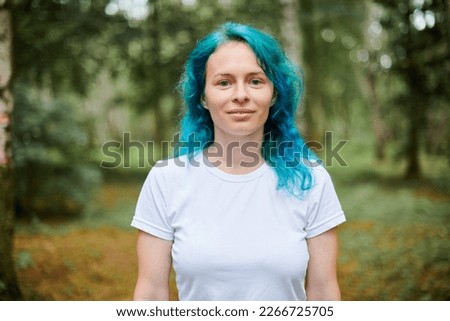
[198,151,270,182]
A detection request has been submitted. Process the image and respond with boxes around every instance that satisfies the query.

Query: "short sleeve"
[131,164,174,240]
[305,167,346,238]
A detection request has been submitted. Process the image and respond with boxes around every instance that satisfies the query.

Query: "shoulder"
[305,164,337,197]
[139,155,192,199]
[310,164,332,184]
[147,154,200,182]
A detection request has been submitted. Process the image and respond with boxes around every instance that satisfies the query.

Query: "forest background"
[0,0,448,300]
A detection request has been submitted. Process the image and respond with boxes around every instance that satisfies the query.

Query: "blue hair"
[175,22,318,198]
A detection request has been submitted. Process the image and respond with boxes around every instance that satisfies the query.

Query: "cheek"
[257,95,274,112]
[204,94,231,113]
[255,86,274,106]
[204,88,221,107]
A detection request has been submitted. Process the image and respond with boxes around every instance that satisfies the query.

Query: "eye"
[250,79,263,86]
[217,80,230,87]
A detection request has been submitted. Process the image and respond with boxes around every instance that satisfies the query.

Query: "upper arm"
[133,230,173,301]
[305,227,341,301]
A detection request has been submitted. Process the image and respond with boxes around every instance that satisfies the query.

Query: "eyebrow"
[212,71,266,78]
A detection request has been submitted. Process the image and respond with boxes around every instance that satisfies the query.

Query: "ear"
[200,94,208,109]
[270,91,278,107]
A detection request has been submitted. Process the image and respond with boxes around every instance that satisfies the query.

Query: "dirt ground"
[14,227,179,301]
[14,225,361,301]
[13,221,448,301]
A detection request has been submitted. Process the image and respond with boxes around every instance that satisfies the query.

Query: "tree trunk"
[403,5,423,180]
[0,0,22,300]
[148,0,166,146]
[297,0,323,143]
[280,0,302,67]
[365,71,386,160]
[280,0,314,141]
[405,102,423,179]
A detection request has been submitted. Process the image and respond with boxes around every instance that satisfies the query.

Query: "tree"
[374,0,449,179]
[280,0,302,66]
[0,0,121,298]
[0,0,22,300]
[361,2,388,160]
[297,0,367,142]
[12,0,116,95]
[10,0,122,220]
[12,84,102,219]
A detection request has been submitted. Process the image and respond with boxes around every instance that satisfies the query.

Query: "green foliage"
[12,0,117,95]
[10,0,123,220]
[370,0,450,174]
[16,250,35,270]
[12,83,102,219]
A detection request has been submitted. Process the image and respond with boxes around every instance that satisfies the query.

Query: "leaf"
[16,250,35,270]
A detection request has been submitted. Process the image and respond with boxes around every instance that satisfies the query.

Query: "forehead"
[206,41,262,74]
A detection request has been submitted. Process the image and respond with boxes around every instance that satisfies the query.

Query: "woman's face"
[204,41,274,142]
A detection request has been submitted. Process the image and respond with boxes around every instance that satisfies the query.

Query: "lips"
[227,110,255,114]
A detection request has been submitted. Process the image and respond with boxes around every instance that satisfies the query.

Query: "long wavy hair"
[175,22,318,197]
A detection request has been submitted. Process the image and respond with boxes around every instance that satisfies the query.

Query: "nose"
[232,83,250,104]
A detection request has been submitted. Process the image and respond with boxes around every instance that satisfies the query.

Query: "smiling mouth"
[227,110,255,115]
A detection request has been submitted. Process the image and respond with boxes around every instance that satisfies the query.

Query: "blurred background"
[0,0,448,300]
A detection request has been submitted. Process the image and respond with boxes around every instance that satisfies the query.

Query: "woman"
[131,22,345,301]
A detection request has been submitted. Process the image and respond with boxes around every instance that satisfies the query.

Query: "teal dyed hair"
[175,22,318,197]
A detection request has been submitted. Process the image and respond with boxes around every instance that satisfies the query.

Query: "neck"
[205,131,265,175]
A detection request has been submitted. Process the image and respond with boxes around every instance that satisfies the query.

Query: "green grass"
[325,141,450,300]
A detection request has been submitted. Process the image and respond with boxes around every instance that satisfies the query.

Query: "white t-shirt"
[131,153,346,301]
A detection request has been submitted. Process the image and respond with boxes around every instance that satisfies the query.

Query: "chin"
[225,126,264,139]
